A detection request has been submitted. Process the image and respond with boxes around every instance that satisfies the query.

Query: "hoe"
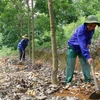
[89,64,100,99]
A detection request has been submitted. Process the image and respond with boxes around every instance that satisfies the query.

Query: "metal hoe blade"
[89,64,100,99]
[89,91,100,99]
[18,61,24,65]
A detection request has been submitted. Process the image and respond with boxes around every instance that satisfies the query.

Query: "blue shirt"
[18,39,29,52]
[68,24,94,60]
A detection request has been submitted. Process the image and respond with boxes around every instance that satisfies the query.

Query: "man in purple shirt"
[18,35,29,62]
[65,15,100,89]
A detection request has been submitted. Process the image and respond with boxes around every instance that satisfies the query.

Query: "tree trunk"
[31,0,35,66]
[26,0,31,59]
[48,0,58,84]
[19,17,23,36]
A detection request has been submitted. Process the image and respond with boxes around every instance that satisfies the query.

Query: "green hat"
[84,15,100,25]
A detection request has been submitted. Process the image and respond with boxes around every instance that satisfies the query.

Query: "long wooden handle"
[21,52,24,62]
[91,64,99,91]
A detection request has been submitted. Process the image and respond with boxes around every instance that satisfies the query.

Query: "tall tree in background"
[31,0,35,65]
[11,0,24,36]
[0,0,26,48]
[1,0,100,49]
[26,0,31,59]
[48,0,58,84]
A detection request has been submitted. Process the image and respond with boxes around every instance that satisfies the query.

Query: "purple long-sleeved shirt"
[18,39,29,52]
[68,24,94,60]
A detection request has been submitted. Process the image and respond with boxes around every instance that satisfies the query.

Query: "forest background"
[0,0,100,57]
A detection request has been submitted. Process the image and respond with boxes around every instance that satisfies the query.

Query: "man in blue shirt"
[18,35,29,62]
[65,15,100,88]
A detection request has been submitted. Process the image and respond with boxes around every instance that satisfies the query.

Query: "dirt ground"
[54,90,98,100]
[0,56,100,100]
[54,57,100,100]
[55,90,89,100]
[54,81,100,100]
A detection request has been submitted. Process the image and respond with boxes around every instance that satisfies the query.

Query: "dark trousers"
[66,46,91,84]
[19,49,25,61]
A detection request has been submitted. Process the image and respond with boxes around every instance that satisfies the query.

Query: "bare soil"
[0,55,100,100]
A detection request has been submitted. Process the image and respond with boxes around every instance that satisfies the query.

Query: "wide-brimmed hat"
[84,15,100,25]
[22,35,29,39]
